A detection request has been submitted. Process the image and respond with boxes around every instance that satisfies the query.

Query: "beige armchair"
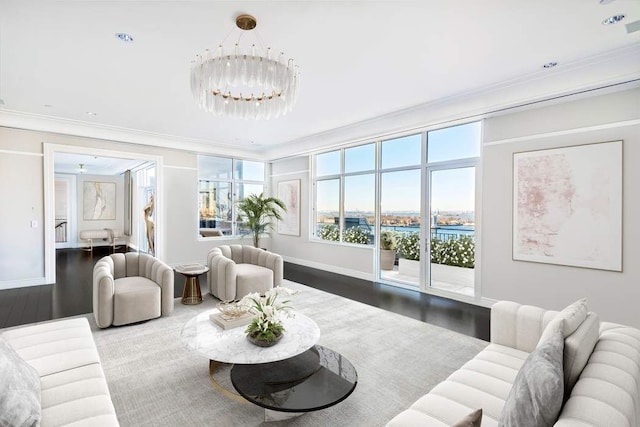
[207,245,283,301]
[93,253,174,328]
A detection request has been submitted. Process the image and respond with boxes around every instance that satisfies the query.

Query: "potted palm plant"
[380,230,397,270]
[236,193,287,248]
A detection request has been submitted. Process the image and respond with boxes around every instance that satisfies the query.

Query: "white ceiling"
[1,1,639,159]
[54,152,147,175]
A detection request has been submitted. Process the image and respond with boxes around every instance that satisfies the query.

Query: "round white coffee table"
[180,309,320,400]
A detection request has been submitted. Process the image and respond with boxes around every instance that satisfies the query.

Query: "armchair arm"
[93,259,115,329]
[490,301,558,352]
[208,247,237,300]
[153,261,174,315]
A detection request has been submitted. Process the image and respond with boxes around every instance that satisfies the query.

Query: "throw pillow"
[538,298,588,345]
[499,323,564,427]
[563,312,600,399]
[452,408,482,427]
[0,336,42,427]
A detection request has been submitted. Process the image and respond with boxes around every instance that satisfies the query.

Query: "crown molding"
[262,44,640,160]
[0,109,261,160]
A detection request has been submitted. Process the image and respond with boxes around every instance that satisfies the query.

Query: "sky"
[316,122,480,212]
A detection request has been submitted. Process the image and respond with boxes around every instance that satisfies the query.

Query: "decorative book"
[210,311,253,330]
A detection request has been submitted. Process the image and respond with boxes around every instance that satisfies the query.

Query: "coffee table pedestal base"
[265,409,304,422]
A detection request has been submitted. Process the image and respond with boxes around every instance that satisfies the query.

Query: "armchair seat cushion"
[236,264,274,297]
[113,277,161,326]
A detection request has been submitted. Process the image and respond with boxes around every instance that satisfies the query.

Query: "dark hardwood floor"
[0,248,490,341]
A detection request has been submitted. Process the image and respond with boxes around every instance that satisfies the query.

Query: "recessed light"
[543,62,558,69]
[43,104,53,108]
[599,0,615,4]
[86,111,97,116]
[602,14,625,25]
[115,33,134,43]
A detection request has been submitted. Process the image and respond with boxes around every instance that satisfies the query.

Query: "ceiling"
[1,1,639,159]
[54,152,147,175]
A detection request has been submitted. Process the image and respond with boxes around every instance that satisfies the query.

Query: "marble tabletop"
[180,309,321,364]
[174,263,209,276]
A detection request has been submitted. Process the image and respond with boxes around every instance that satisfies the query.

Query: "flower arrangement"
[239,287,296,345]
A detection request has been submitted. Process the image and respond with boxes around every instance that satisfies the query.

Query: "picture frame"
[83,181,116,220]
[277,179,301,236]
[512,140,622,271]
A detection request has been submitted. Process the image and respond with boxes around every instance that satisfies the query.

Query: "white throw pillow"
[538,298,588,345]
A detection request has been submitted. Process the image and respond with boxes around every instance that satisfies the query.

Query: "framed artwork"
[83,181,116,220]
[513,140,622,271]
[277,179,301,236]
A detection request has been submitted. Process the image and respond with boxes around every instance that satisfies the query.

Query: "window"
[313,143,375,245]
[312,122,481,298]
[198,156,265,237]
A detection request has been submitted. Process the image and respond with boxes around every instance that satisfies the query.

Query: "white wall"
[481,88,640,327]
[0,149,44,285]
[270,156,374,280]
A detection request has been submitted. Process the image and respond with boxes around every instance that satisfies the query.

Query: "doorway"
[43,144,163,283]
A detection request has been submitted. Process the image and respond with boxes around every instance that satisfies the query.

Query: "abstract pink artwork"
[513,141,622,271]
[277,179,301,236]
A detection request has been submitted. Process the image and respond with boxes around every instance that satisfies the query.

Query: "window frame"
[197,156,266,239]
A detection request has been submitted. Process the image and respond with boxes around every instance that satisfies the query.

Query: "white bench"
[79,229,125,252]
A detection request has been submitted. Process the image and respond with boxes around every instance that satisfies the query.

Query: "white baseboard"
[0,277,48,290]
[283,256,375,282]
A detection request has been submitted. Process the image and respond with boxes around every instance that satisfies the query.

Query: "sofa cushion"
[1,317,101,377]
[387,343,528,427]
[452,408,482,427]
[0,336,41,427]
[555,323,640,427]
[40,364,119,426]
[499,325,564,427]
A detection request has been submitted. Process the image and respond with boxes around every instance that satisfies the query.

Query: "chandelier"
[190,14,300,120]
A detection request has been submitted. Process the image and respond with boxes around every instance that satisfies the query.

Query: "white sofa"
[387,300,640,426]
[207,245,283,301]
[1,317,119,426]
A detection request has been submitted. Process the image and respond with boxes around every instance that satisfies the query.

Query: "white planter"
[398,258,420,277]
[380,250,396,270]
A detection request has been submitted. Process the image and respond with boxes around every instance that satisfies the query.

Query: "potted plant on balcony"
[236,193,287,248]
[380,230,397,270]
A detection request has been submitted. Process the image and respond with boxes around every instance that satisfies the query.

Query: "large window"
[198,155,265,238]
[312,122,480,297]
[314,143,375,245]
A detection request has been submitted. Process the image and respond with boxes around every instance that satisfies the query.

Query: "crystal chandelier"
[190,14,300,120]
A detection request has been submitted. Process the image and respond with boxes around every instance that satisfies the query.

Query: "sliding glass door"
[428,166,476,296]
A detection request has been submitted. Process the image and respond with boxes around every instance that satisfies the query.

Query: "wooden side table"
[175,264,209,305]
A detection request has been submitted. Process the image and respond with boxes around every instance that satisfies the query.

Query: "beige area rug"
[88,280,488,426]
